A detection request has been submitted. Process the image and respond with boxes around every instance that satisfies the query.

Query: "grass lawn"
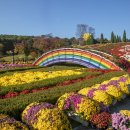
[0,54,34,62]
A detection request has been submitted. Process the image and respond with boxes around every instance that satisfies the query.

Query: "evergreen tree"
[116,35,119,43]
[114,35,117,43]
[119,36,122,42]
[111,32,114,43]
[90,35,94,44]
[87,35,94,44]
[100,33,104,44]
[122,30,127,42]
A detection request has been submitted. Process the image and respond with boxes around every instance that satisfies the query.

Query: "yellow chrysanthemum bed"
[56,92,100,121]
[0,114,28,130]
[118,82,129,94]
[22,102,72,130]
[104,85,123,100]
[92,90,113,106]
[78,88,113,106]
[0,69,83,87]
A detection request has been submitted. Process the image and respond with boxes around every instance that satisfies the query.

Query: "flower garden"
[0,64,130,130]
[1,45,130,130]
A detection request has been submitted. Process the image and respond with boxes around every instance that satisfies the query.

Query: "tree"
[63,38,71,47]
[89,35,94,44]
[116,35,122,43]
[69,37,78,45]
[23,39,32,62]
[111,32,114,43]
[122,30,127,42]
[100,33,104,44]
[82,33,91,41]
[114,35,117,43]
[119,36,122,42]
[116,35,119,43]
[0,43,4,56]
[76,24,88,38]
[83,33,94,45]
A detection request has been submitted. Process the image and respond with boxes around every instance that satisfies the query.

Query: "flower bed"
[0,114,29,130]
[78,87,113,106]
[22,102,72,130]
[56,92,100,121]
[0,69,126,119]
[0,74,101,99]
[0,69,83,86]
[78,74,130,115]
[0,67,102,96]
[0,72,130,129]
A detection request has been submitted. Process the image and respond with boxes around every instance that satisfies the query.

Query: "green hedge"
[0,70,126,119]
[0,65,85,75]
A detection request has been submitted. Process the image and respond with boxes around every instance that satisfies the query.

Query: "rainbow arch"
[33,48,121,70]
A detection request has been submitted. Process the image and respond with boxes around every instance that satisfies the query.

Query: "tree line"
[100,30,128,44]
[0,30,129,61]
[0,35,79,61]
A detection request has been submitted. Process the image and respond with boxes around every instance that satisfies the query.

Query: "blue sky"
[0,0,130,39]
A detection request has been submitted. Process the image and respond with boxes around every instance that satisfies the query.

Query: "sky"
[0,0,130,39]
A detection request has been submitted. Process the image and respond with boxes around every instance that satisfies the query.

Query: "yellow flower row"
[0,69,83,87]
[101,74,130,94]
[78,88,113,106]
[79,74,130,105]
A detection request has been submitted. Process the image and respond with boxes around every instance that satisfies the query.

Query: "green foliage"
[0,70,125,119]
[100,33,104,44]
[111,32,122,43]
[0,54,33,63]
[119,36,122,42]
[114,35,117,43]
[123,30,127,42]
[111,31,115,43]
[84,35,94,45]
[0,66,41,74]
[0,43,4,56]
